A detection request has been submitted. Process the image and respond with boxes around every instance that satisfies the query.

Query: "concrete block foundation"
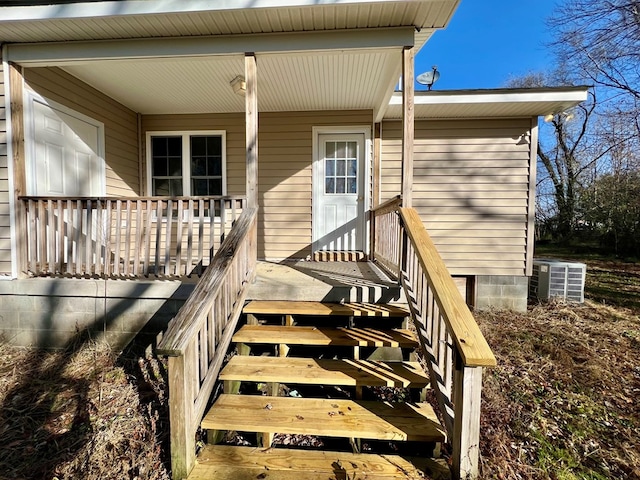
[475,275,528,312]
[0,277,197,350]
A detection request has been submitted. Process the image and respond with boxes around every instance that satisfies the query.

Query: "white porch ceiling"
[60,49,401,114]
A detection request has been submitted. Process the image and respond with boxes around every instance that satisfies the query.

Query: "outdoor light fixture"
[230,75,246,96]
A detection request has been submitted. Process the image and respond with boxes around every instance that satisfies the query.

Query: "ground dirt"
[0,258,638,479]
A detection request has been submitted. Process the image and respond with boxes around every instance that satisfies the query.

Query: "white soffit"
[383,88,590,119]
[61,50,400,114]
[0,1,459,43]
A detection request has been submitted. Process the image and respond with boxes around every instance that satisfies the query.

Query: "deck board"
[188,445,449,480]
[244,300,409,317]
[202,395,445,442]
[232,325,418,347]
[220,356,429,387]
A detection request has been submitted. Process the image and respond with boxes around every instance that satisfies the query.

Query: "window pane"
[153,157,167,176]
[153,179,170,196]
[326,141,336,158]
[208,157,222,176]
[191,136,206,156]
[152,137,167,156]
[192,157,207,176]
[325,178,335,194]
[336,178,345,194]
[167,136,182,156]
[336,142,346,158]
[336,160,346,176]
[348,178,357,194]
[169,157,182,176]
[346,141,357,159]
[209,178,222,195]
[170,179,183,196]
[192,179,208,196]
[207,136,222,156]
[348,159,357,177]
[326,159,335,176]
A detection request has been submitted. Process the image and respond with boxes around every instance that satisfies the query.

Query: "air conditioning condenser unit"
[529,258,586,303]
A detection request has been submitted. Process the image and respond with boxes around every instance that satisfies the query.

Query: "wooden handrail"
[372,201,496,479]
[158,207,257,355]
[156,207,257,479]
[399,208,496,367]
[372,194,402,216]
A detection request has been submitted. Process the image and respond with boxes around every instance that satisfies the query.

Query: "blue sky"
[416,1,557,90]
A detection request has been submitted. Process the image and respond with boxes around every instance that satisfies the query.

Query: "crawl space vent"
[529,258,586,303]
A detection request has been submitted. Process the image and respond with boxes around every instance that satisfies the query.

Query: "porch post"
[401,47,414,208]
[9,62,28,276]
[245,53,258,209]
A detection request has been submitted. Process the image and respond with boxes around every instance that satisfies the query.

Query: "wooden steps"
[189,445,450,479]
[220,356,429,388]
[244,300,409,318]
[202,394,445,443]
[233,325,418,348]
[191,300,446,480]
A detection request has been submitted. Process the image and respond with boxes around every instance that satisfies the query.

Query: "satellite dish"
[417,65,440,90]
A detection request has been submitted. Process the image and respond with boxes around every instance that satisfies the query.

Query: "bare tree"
[551,0,640,100]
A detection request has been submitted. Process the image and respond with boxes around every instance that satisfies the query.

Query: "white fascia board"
[388,88,589,107]
[1,0,417,22]
[8,27,414,65]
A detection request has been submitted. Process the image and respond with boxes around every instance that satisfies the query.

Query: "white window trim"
[24,90,106,197]
[145,130,227,197]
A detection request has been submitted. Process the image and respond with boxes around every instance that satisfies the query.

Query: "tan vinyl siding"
[23,67,139,196]
[381,118,534,276]
[259,110,371,260]
[0,57,11,274]
[143,110,372,260]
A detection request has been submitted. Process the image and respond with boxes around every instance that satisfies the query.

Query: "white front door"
[27,95,105,197]
[313,133,366,251]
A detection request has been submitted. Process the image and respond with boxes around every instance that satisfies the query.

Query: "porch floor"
[248,260,403,304]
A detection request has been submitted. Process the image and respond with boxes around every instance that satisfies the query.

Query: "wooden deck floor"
[248,260,404,304]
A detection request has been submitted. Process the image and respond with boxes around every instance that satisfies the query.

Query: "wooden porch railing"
[372,200,496,480]
[19,196,246,278]
[156,207,257,480]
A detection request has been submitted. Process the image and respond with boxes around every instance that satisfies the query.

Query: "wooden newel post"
[452,351,484,480]
[245,53,258,209]
[167,353,194,480]
[401,47,414,208]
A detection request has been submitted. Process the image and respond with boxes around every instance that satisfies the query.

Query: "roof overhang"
[383,87,590,119]
[1,1,461,116]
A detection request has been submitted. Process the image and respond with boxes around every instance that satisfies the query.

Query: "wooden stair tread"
[202,395,445,442]
[189,445,448,479]
[220,356,429,387]
[243,300,408,317]
[233,325,418,347]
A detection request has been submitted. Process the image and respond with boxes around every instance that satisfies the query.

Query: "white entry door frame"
[312,126,371,253]
[24,91,106,197]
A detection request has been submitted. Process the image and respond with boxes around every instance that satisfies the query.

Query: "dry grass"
[476,300,640,479]
[0,341,170,480]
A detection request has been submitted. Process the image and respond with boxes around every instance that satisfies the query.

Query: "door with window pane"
[313,133,365,251]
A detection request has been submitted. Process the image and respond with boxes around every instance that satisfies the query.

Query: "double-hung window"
[147,131,226,197]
